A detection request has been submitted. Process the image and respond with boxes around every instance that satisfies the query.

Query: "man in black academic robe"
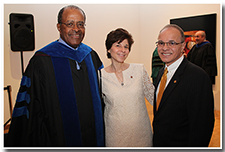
[5,5,105,147]
[187,31,217,84]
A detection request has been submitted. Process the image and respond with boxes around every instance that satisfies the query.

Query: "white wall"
[3,4,221,123]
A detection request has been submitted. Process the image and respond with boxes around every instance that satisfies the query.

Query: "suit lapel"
[156,57,188,112]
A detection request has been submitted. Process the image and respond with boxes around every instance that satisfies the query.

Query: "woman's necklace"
[111,65,124,86]
[115,71,124,86]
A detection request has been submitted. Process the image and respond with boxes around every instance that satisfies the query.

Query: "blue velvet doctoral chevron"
[16,91,30,104]
[12,106,29,119]
[12,76,31,119]
[20,76,31,87]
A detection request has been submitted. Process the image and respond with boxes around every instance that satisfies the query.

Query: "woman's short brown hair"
[105,28,134,58]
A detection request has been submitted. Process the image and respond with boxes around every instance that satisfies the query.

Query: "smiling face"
[195,31,205,44]
[57,8,85,49]
[157,27,186,66]
[108,39,130,63]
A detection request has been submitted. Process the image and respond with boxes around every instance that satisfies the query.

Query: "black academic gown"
[187,42,217,84]
[5,41,105,147]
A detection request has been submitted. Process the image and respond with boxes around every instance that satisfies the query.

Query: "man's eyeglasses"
[60,21,86,29]
[156,40,184,47]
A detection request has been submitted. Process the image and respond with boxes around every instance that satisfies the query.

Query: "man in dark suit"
[153,24,214,147]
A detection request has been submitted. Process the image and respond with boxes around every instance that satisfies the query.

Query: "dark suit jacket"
[153,57,214,147]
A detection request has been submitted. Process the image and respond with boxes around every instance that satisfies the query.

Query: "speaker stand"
[20,50,24,75]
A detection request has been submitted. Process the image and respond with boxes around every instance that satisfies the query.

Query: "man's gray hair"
[199,30,206,39]
[159,24,185,42]
[57,5,86,24]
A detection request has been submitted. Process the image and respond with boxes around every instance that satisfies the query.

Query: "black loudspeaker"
[9,13,35,51]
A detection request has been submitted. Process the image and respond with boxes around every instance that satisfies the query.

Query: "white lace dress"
[102,63,155,147]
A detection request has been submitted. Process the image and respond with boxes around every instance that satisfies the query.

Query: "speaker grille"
[9,13,35,51]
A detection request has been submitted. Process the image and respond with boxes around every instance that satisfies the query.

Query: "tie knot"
[164,67,168,74]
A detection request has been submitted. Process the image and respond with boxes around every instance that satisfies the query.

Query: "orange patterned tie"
[156,68,168,111]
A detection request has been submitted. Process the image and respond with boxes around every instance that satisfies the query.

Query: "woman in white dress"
[102,28,155,147]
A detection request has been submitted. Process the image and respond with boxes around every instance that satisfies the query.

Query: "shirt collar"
[58,37,78,51]
[165,55,184,72]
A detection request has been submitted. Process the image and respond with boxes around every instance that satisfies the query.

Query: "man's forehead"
[160,27,180,35]
[158,27,180,39]
[195,31,202,36]
[63,8,83,18]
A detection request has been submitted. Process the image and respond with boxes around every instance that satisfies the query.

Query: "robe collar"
[37,40,92,63]
[196,41,210,48]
